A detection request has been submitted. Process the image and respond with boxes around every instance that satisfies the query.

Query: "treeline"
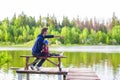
[0,12,120,45]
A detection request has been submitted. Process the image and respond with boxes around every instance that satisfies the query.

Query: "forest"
[0,12,120,45]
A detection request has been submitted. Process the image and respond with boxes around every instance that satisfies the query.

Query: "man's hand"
[60,36,64,38]
[54,36,64,38]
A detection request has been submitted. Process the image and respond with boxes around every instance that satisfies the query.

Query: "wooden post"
[63,74,66,80]
[26,73,30,80]
[18,73,22,80]
[58,57,61,71]
[25,57,29,70]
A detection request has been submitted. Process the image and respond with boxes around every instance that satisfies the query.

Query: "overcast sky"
[0,0,120,21]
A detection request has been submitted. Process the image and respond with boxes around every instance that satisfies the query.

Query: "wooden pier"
[17,55,100,80]
[66,68,100,80]
[16,68,100,80]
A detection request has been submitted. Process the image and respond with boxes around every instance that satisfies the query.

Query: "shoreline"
[0,45,120,53]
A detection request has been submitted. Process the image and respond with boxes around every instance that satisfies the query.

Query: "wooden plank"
[67,79,98,80]
[66,68,100,80]
[16,68,67,75]
[68,72,97,77]
[68,71,95,73]
[16,68,100,80]
[68,68,93,72]
[66,76,100,80]
[20,55,67,58]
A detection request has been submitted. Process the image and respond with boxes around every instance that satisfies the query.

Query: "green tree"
[110,26,120,44]
[112,12,120,27]
[80,28,89,44]
[4,31,9,42]
[96,31,103,43]
[61,26,71,44]
[71,27,79,44]
[88,29,97,44]
[106,36,110,44]
[34,27,41,38]
[0,29,3,41]
[62,16,70,27]
[50,30,60,44]
[10,14,16,25]
[27,16,36,27]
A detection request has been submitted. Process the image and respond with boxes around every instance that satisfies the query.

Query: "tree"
[110,26,120,44]
[81,28,89,44]
[4,31,9,42]
[50,30,60,44]
[0,29,3,41]
[10,13,16,25]
[34,27,41,38]
[71,27,79,44]
[112,12,120,27]
[88,29,97,44]
[36,16,42,26]
[28,16,36,27]
[106,36,110,44]
[61,26,71,44]
[96,31,103,43]
[62,16,70,27]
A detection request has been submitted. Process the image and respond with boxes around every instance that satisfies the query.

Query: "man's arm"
[45,35,54,38]
[45,35,64,38]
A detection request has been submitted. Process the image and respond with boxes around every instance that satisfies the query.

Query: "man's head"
[41,27,48,36]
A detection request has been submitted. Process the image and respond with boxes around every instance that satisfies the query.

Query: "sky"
[0,0,120,21]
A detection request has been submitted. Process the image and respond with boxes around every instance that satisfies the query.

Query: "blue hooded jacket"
[32,34,54,56]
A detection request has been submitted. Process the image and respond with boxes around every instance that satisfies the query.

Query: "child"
[42,40,61,57]
[42,40,50,56]
[42,40,59,56]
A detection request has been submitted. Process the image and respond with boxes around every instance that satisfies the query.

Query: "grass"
[0,40,117,47]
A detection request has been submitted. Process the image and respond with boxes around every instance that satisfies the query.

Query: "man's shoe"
[30,64,35,70]
[36,66,40,71]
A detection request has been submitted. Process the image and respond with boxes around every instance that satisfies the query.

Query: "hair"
[41,27,48,35]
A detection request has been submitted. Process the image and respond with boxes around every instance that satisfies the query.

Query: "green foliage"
[50,30,60,44]
[0,12,120,45]
[82,28,89,43]
[88,29,97,44]
[61,26,71,44]
[0,52,12,66]
[110,26,120,44]
[71,27,79,44]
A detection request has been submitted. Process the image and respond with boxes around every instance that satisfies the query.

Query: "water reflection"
[0,51,120,80]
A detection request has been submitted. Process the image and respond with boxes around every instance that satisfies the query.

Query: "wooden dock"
[16,68,100,80]
[66,68,100,80]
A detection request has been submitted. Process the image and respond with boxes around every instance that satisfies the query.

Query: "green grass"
[0,40,34,47]
[0,40,115,47]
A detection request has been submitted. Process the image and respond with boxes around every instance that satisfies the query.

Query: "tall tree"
[62,16,70,27]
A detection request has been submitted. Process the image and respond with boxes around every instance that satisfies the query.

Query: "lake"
[0,49,120,80]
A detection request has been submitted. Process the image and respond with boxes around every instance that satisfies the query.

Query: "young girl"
[42,40,50,56]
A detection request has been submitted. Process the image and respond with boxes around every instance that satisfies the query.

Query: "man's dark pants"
[32,52,47,67]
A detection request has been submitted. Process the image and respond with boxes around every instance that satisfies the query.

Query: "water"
[0,50,120,80]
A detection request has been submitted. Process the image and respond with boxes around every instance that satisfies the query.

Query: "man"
[30,27,63,70]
